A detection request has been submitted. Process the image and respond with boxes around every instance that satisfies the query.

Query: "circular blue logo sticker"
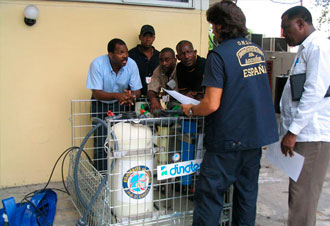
[122,165,152,199]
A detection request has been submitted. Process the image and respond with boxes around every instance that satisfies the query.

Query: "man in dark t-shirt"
[176,40,206,100]
[129,25,160,96]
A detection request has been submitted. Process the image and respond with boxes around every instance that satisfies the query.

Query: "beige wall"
[0,0,209,187]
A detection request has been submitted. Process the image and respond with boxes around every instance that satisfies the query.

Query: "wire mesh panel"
[67,100,233,226]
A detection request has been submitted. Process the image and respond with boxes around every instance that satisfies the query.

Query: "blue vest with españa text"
[202,37,279,151]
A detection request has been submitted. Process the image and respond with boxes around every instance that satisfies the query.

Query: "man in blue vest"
[181,1,278,225]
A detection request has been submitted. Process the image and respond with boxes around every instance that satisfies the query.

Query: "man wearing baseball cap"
[129,25,160,96]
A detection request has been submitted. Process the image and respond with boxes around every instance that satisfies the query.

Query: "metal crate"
[67,100,233,225]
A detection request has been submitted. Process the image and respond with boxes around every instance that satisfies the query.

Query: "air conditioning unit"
[262,37,288,52]
[246,33,263,47]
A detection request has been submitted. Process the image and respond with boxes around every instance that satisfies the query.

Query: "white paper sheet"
[265,141,305,182]
[163,89,200,105]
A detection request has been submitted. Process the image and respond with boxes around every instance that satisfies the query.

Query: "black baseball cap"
[140,25,155,36]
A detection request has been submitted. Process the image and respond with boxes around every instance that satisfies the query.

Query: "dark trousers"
[91,100,129,171]
[193,147,262,226]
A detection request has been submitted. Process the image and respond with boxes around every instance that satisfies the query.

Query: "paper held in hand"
[163,89,200,105]
[265,141,305,182]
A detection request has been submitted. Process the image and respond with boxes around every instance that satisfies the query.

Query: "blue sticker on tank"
[122,165,152,199]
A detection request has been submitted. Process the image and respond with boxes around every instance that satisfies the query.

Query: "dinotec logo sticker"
[122,165,152,199]
[157,159,203,180]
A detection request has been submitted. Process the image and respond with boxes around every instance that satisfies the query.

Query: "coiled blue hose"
[74,117,117,226]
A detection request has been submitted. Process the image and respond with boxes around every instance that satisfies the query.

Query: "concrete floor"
[256,151,330,226]
[1,150,329,226]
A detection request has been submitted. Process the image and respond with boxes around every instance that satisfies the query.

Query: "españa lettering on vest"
[243,64,267,78]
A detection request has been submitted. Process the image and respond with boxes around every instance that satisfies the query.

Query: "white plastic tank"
[108,122,154,222]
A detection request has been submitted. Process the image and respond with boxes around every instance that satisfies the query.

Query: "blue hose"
[74,117,117,226]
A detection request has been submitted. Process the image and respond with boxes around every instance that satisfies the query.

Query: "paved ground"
[256,150,330,226]
[1,150,329,226]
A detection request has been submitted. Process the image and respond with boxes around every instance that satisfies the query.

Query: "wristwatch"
[189,108,193,117]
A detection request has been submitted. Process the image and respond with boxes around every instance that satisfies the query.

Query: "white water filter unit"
[108,122,154,222]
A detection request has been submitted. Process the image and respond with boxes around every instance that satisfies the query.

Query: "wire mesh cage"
[67,99,233,225]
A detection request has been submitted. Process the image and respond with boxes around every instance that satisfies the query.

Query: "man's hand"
[150,98,162,114]
[119,89,136,105]
[186,91,197,99]
[181,104,194,117]
[281,131,297,157]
